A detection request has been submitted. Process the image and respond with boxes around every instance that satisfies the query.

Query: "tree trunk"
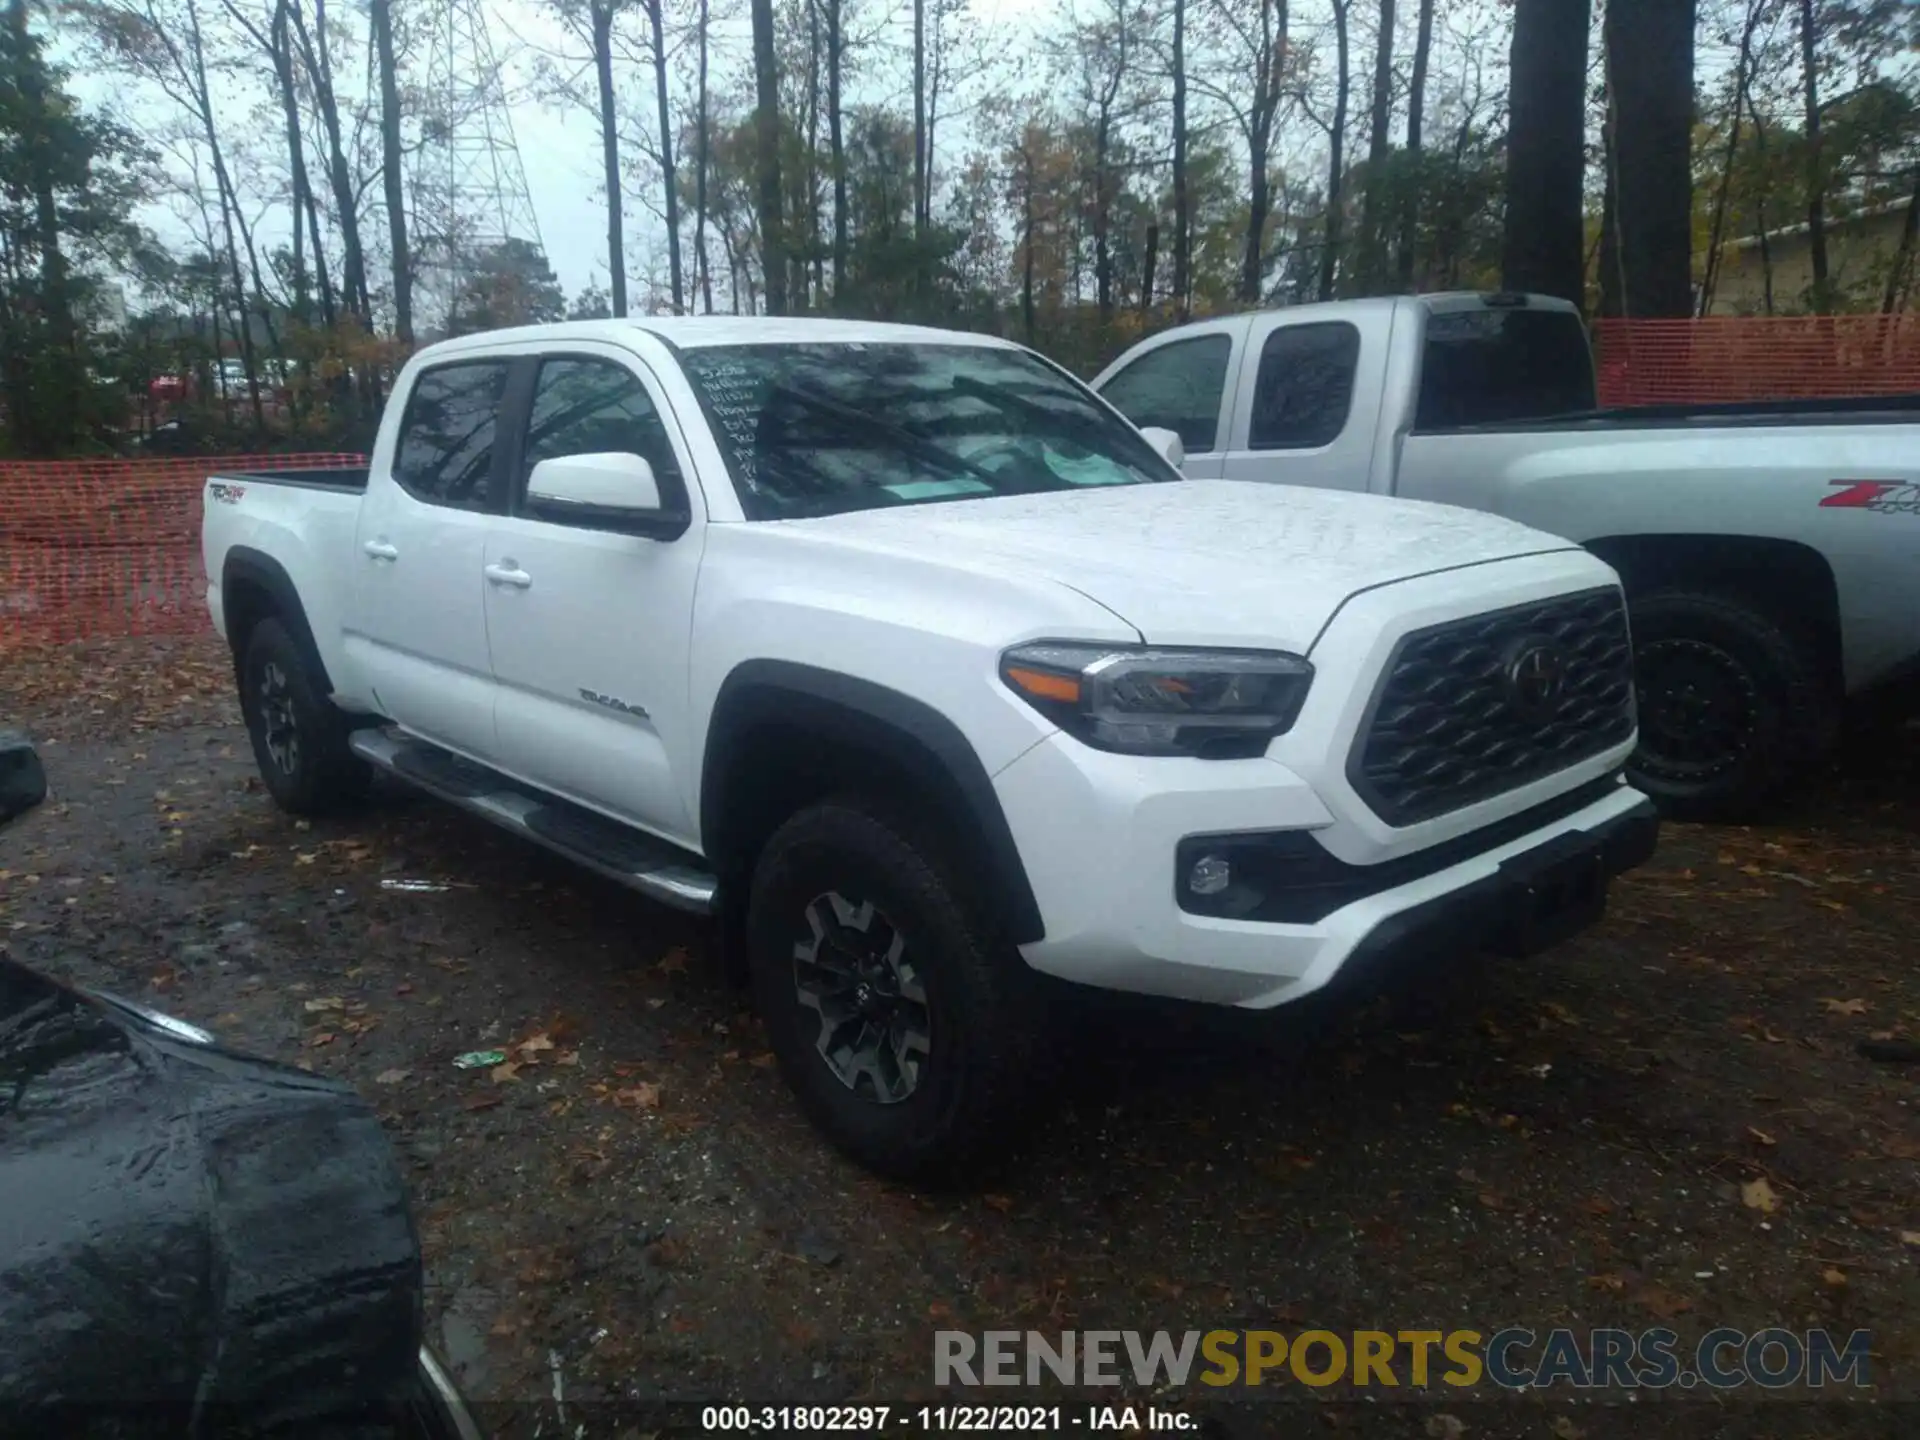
[1745,82,1775,315]
[827,0,846,292]
[1799,0,1829,310]
[8,0,77,448]
[1171,0,1189,320]
[1095,113,1115,319]
[1501,0,1592,307]
[369,0,412,341]
[804,0,822,307]
[1358,0,1394,292]
[1882,170,1920,314]
[593,1,627,316]
[294,0,371,325]
[1020,144,1036,346]
[1699,0,1762,317]
[695,0,714,313]
[1318,0,1350,302]
[648,0,683,313]
[1600,0,1695,319]
[1240,0,1288,303]
[184,0,265,430]
[264,0,313,325]
[913,0,928,279]
[1396,0,1434,289]
[1141,221,1159,318]
[751,0,787,314]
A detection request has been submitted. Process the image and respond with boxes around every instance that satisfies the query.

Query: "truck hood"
[786,480,1576,650]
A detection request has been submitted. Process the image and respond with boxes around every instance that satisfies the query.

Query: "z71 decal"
[1820,479,1920,514]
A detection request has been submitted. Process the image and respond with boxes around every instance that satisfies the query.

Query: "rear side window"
[392,361,510,509]
[1249,322,1360,449]
[1097,334,1232,453]
[1414,308,1598,430]
[522,358,683,488]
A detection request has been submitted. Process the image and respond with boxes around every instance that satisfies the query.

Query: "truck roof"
[417,316,1023,362]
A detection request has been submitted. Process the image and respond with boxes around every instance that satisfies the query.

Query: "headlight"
[999,642,1313,758]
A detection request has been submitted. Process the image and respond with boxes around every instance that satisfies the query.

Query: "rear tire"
[1626,589,1837,823]
[238,617,371,816]
[746,798,1049,1185]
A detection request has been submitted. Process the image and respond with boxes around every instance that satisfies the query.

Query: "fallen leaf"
[491,1061,522,1083]
[555,1050,581,1066]
[1550,1419,1586,1440]
[1899,1231,1920,1248]
[1477,1192,1506,1211]
[394,982,414,996]
[612,1081,662,1110]
[645,997,667,1010]
[749,1051,776,1069]
[982,1193,1015,1213]
[1822,998,1868,1017]
[1748,1126,1777,1147]
[374,1068,411,1086]
[1822,1268,1848,1288]
[295,852,318,865]
[1741,1177,1780,1214]
[303,996,344,1013]
[658,947,689,975]
[1586,1273,1625,1292]
[1424,1417,1466,1440]
[463,1094,503,1112]
[308,1032,335,1049]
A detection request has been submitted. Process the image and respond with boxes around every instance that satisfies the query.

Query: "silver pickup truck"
[1093,293,1920,821]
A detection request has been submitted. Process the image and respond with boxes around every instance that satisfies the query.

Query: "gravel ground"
[4,636,1918,1440]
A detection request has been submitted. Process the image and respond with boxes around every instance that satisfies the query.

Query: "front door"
[348,357,510,761]
[482,349,707,847]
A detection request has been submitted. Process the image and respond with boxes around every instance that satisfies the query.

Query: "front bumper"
[995,731,1658,1009]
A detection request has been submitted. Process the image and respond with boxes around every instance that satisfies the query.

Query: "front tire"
[746,799,1048,1184]
[1627,589,1838,823]
[238,616,371,816]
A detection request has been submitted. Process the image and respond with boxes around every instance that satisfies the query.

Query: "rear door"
[482,347,707,845]
[1215,311,1385,493]
[348,357,510,760]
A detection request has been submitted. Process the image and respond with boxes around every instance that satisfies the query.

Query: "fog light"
[1188,853,1232,897]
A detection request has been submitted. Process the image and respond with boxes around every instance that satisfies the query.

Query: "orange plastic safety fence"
[1594,316,1920,407]
[1,454,364,652]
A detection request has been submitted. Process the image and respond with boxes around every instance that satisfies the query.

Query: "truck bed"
[211,466,370,492]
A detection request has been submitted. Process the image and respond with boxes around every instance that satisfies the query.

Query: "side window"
[1097,335,1232,454]
[392,362,509,509]
[522,358,682,494]
[1249,322,1360,450]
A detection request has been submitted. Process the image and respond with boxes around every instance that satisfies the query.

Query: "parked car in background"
[201,316,1657,1181]
[1092,292,1920,820]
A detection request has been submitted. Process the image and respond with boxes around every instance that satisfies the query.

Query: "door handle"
[484,562,532,589]
[362,540,399,561]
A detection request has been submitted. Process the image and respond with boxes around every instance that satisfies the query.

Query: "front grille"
[1349,586,1635,826]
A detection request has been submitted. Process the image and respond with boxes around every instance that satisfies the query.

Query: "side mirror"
[1138,426,1186,471]
[525,452,688,539]
[0,731,48,824]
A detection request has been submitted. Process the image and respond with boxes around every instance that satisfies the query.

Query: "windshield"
[678,342,1180,520]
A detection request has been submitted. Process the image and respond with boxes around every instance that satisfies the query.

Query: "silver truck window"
[1096,334,1231,453]
[1249,322,1360,450]
[522,358,683,489]
[392,361,510,511]
[1413,308,1597,430]
[679,342,1177,520]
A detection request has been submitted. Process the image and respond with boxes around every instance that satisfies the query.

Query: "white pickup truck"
[1094,292,1920,821]
[202,318,1657,1180]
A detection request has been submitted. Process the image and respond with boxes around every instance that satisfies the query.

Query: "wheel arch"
[1584,532,1843,693]
[699,661,1045,946]
[222,546,333,692]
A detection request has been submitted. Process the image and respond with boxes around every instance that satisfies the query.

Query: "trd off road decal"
[209,481,247,505]
[1820,480,1920,514]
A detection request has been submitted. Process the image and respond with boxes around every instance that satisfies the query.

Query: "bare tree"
[752,0,787,313]
[1195,0,1290,301]
[369,0,411,341]
[1356,0,1393,290]
[1798,0,1829,308]
[1318,0,1351,301]
[639,0,683,310]
[1501,0,1591,306]
[1395,0,1433,289]
[1171,0,1188,317]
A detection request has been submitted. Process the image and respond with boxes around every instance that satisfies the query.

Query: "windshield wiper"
[766,381,1006,492]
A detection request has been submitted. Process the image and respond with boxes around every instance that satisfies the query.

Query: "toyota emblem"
[1506,642,1565,718]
